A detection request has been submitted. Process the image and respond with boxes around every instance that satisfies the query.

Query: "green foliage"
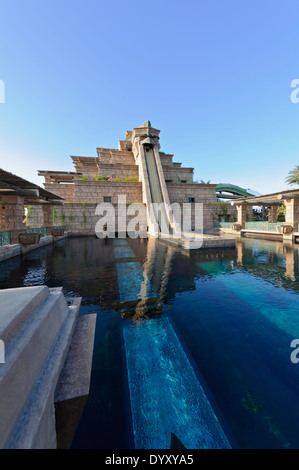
[286,165,299,186]
[60,208,65,225]
[124,177,138,182]
[66,202,73,222]
[277,202,286,222]
[217,200,229,216]
[53,207,57,224]
[92,176,109,180]
[79,176,88,180]
[26,205,32,220]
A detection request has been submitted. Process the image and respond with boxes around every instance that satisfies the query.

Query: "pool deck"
[153,232,236,250]
[0,233,68,262]
[216,227,299,244]
[0,231,236,263]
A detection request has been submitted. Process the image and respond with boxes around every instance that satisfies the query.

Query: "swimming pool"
[0,236,298,449]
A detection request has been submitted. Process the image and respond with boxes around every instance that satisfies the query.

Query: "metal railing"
[244,222,282,232]
[24,227,47,237]
[0,225,66,247]
[213,222,234,228]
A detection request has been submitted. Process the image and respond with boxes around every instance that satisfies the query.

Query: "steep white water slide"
[140,139,202,245]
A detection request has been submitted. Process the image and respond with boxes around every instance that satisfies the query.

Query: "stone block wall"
[163,167,193,183]
[98,164,139,180]
[160,154,174,165]
[71,158,99,179]
[169,203,215,231]
[0,195,25,230]
[166,183,217,204]
[160,153,193,183]
[96,149,136,166]
[55,202,147,235]
[43,183,74,202]
[72,181,143,204]
[26,206,43,228]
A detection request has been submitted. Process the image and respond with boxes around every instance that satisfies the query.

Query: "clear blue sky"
[0,0,299,194]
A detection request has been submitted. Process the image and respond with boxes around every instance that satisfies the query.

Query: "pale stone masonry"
[34,121,226,234]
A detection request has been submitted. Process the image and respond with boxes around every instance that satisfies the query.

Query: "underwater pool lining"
[113,239,232,449]
[197,260,299,339]
[122,315,231,449]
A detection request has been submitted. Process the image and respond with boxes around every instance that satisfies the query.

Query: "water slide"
[144,147,169,234]
[216,183,259,198]
[143,146,202,245]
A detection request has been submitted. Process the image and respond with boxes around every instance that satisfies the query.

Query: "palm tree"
[286,165,299,186]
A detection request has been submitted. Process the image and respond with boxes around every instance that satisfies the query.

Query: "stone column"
[268,206,277,223]
[236,204,247,228]
[42,205,54,227]
[285,198,299,230]
[1,195,25,244]
[2,195,25,230]
[0,203,6,230]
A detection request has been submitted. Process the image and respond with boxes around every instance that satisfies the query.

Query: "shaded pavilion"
[231,188,299,239]
[0,168,63,243]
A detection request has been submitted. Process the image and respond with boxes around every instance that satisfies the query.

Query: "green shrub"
[53,207,57,224]
[60,208,65,225]
[66,202,73,222]
[26,205,32,220]
[124,177,138,182]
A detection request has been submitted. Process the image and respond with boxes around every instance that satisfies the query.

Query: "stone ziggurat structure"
[33,121,221,236]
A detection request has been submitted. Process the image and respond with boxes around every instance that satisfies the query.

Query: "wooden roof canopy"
[231,188,299,206]
[37,170,82,183]
[0,168,64,205]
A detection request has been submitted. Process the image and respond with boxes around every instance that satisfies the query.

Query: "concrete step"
[0,286,80,448]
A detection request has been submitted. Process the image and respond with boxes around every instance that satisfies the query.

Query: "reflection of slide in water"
[114,240,231,449]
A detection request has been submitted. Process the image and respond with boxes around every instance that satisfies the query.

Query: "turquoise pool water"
[0,236,298,449]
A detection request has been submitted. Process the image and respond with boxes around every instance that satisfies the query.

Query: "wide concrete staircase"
[0,286,81,448]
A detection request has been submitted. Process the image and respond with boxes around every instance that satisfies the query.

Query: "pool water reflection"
[0,236,298,449]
